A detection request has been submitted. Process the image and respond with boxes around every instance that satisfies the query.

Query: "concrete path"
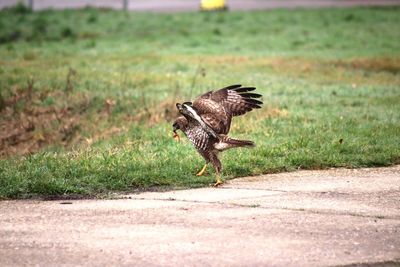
[1,165,399,266]
[1,0,400,12]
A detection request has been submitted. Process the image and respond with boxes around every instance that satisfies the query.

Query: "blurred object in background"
[200,0,227,11]
[1,0,400,12]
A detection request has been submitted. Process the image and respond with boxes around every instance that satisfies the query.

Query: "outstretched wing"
[206,84,263,116]
[192,84,263,134]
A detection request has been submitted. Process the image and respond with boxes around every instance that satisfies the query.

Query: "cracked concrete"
[0,165,399,266]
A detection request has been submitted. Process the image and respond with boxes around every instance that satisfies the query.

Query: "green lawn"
[0,5,399,199]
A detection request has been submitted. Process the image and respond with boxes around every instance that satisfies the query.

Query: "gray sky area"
[1,0,400,12]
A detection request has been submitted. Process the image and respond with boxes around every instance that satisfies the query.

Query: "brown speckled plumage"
[173,84,262,185]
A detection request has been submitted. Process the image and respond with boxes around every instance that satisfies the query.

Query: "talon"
[213,174,223,187]
[196,164,207,176]
[213,181,223,187]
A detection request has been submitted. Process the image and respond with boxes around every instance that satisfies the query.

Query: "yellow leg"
[196,164,207,176]
[213,174,223,187]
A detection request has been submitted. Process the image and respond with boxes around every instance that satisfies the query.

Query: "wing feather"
[239,93,262,98]
[201,113,226,134]
[192,84,263,134]
[216,85,263,117]
[233,87,256,92]
[222,84,242,90]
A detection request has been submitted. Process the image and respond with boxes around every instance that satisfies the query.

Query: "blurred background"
[1,0,400,11]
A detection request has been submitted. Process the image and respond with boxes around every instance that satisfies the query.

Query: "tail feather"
[214,136,255,151]
[225,138,255,148]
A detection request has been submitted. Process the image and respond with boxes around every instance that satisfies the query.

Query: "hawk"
[172,84,263,186]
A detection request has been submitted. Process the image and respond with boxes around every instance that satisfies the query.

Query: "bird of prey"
[172,84,262,186]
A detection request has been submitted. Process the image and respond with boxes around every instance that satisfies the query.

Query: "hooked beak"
[176,103,183,112]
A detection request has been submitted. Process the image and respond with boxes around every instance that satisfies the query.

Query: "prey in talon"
[172,84,263,187]
[173,130,180,142]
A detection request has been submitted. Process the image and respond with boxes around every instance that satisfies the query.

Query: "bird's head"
[176,102,193,118]
[172,116,188,142]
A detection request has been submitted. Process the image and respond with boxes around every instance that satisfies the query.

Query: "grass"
[0,6,399,199]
